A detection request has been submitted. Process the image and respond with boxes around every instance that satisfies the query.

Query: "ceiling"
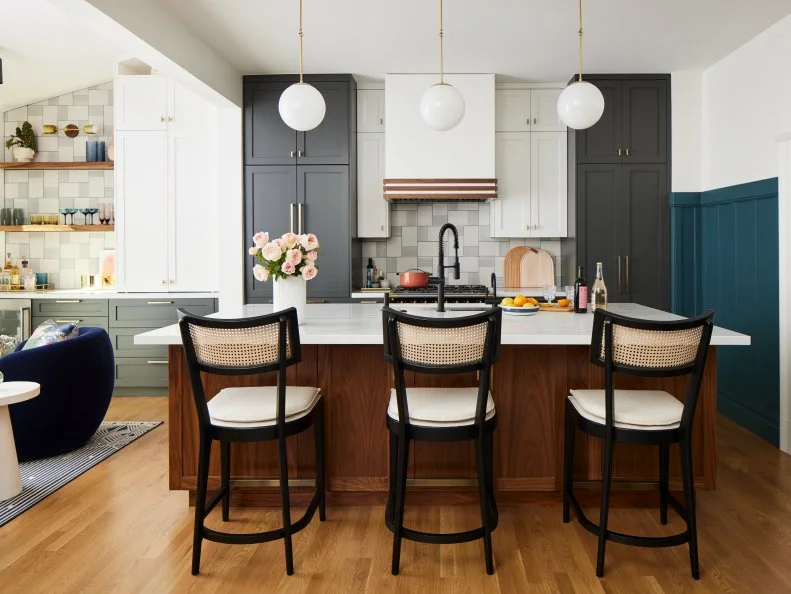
[161,0,791,81]
[0,0,122,110]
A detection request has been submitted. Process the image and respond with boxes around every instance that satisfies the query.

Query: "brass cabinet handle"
[379,117,384,125]
[533,117,537,124]
[168,116,173,123]
[147,360,168,365]
[617,148,624,156]
[160,116,165,123]
[298,203,304,235]
[55,319,80,323]
[617,256,622,292]
[625,255,630,292]
[147,301,173,305]
[359,300,378,304]
[297,149,304,157]
[160,280,167,285]
[290,203,295,233]
[289,150,296,158]
[625,148,631,157]
[55,300,81,303]
[306,298,325,304]
[525,117,530,126]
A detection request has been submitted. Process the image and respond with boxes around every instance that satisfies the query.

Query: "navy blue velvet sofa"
[5,327,115,461]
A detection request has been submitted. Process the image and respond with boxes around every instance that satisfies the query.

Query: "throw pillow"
[22,319,79,351]
[0,334,18,357]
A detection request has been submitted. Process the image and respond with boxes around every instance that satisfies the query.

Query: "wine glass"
[564,285,575,306]
[59,208,71,225]
[542,284,557,304]
[79,208,91,225]
[66,208,78,224]
[98,203,108,225]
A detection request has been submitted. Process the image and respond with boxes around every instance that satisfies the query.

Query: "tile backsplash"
[361,202,563,289]
[2,82,115,289]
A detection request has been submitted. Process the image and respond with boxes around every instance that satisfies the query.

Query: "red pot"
[399,269,430,288]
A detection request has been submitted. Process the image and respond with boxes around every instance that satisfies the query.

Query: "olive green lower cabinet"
[32,297,217,396]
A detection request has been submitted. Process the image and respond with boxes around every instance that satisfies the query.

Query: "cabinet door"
[622,79,668,164]
[358,89,385,133]
[168,80,212,133]
[623,164,669,309]
[576,80,623,164]
[168,130,217,292]
[576,164,625,302]
[298,81,351,165]
[245,81,298,165]
[529,132,567,238]
[116,76,169,131]
[530,89,566,132]
[245,166,298,301]
[298,165,351,299]
[116,131,170,292]
[495,90,531,132]
[357,133,388,238]
[490,132,531,238]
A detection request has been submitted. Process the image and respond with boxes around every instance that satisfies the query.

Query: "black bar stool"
[178,307,325,576]
[382,306,502,575]
[563,308,714,578]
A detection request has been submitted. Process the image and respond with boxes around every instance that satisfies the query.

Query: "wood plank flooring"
[1,396,790,593]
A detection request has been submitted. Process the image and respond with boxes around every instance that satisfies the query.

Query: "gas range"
[388,284,490,304]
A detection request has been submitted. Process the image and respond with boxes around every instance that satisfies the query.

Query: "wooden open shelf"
[0,162,113,170]
[0,225,114,232]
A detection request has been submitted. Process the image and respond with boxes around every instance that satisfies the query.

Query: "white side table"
[0,381,41,501]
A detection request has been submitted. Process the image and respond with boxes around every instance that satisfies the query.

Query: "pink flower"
[262,242,282,261]
[281,261,296,275]
[285,248,302,266]
[305,250,318,261]
[248,246,259,256]
[301,233,319,251]
[252,231,269,247]
[252,264,269,282]
[273,238,286,251]
[301,264,318,281]
[282,232,299,248]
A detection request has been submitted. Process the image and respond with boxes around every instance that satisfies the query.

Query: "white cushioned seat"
[568,389,683,430]
[388,387,495,427]
[208,386,321,428]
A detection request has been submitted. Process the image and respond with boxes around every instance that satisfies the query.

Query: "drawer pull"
[306,298,325,304]
[55,319,80,323]
[55,300,81,303]
[146,301,174,305]
[359,300,378,304]
[147,360,168,365]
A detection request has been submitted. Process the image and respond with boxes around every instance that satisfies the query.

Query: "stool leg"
[476,435,495,575]
[391,434,410,576]
[191,435,211,576]
[596,435,614,578]
[680,436,700,579]
[484,431,498,528]
[386,432,397,526]
[314,401,326,521]
[659,443,669,525]
[278,434,294,575]
[563,401,576,523]
[221,441,230,522]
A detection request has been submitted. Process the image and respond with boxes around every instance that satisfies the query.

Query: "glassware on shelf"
[12,209,24,225]
[0,271,10,291]
[81,207,99,225]
[98,202,113,225]
[59,209,70,224]
[542,284,557,304]
[79,208,91,225]
[66,208,78,224]
[1,209,12,226]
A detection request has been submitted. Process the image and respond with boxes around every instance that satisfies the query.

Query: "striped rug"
[0,421,162,527]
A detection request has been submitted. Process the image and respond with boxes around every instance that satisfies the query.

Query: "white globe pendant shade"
[557,81,605,130]
[278,82,326,131]
[420,83,465,131]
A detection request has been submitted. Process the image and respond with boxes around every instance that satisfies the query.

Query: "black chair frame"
[178,307,325,576]
[382,306,502,575]
[563,309,715,579]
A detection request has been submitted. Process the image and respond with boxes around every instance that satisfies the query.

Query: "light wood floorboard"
[1,396,790,593]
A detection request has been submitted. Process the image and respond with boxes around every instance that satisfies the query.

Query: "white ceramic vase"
[273,275,306,325]
[12,147,35,163]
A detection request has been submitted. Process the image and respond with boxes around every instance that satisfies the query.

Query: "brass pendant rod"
[298,0,304,83]
[439,0,444,84]
[577,0,584,82]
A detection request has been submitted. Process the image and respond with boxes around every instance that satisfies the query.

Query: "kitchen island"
[136,303,750,506]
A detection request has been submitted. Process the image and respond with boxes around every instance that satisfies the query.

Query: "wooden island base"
[168,344,716,506]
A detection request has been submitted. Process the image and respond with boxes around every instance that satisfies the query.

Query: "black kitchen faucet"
[437,223,460,312]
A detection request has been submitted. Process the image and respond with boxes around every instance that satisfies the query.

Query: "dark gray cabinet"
[572,75,670,311]
[243,74,360,303]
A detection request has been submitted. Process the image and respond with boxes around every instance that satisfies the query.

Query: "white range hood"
[384,73,496,201]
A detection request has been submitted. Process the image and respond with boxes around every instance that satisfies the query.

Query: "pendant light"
[279,0,326,131]
[557,0,604,130]
[420,0,465,131]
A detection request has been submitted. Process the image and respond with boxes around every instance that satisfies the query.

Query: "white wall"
[701,14,791,190]
[670,70,703,192]
[385,74,495,179]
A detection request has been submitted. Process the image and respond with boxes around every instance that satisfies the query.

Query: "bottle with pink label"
[574,266,588,314]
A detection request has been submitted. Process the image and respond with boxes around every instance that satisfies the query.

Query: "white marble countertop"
[0,289,218,300]
[350,287,566,299]
[134,303,750,347]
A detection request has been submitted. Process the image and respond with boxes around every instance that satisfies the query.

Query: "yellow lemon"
[500,297,515,306]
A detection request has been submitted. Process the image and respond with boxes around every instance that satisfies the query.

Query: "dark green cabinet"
[573,75,670,311]
[243,74,359,303]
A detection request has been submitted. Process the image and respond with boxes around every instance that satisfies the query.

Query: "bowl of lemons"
[498,295,540,315]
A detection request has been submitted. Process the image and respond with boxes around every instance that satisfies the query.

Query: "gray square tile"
[432,214,447,226]
[401,245,417,257]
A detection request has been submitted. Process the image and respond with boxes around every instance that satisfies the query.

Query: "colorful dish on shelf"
[499,303,540,316]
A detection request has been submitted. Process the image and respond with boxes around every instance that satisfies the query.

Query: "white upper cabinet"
[490,133,531,237]
[357,133,388,238]
[357,89,385,133]
[530,132,567,237]
[495,89,566,133]
[116,76,203,132]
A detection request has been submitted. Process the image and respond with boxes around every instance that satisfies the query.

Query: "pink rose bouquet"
[249,231,320,282]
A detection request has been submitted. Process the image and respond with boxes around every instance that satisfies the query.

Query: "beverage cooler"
[0,299,32,346]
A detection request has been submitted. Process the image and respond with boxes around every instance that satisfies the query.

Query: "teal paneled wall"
[670,178,779,445]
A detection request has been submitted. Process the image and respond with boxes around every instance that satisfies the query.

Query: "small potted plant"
[5,121,38,162]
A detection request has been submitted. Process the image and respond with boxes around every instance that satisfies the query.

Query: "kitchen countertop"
[135,302,750,347]
[0,289,218,300]
[351,287,567,299]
